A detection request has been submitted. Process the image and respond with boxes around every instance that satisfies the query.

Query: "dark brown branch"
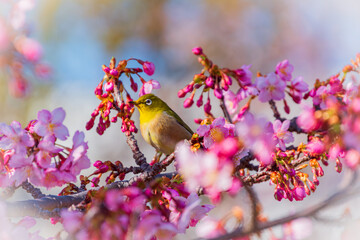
[269,100,283,120]
[126,134,150,170]
[242,180,260,231]
[5,157,175,218]
[21,181,45,199]
[220,97,232,124]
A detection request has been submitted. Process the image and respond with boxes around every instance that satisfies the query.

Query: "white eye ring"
[145,99,152,105]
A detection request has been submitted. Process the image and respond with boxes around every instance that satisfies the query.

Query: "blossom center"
[210,127,224,142]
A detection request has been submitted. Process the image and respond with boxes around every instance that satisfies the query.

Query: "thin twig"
[242,180,260,232]
[269,100,284,120]
[220,97,232,124]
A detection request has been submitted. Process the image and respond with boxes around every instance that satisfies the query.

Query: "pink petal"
[151,80,161,89]
[212,117,225,127]
[0,137,14,149]
[273,120,282,132]
[196,125,210,136]
[8,153,33,168]
[10,121,23,135]
[53,125,69,140]
[20,133,35,147]
[73,131,85,147]
[0,123,14,136]
[143,82,153,94]
[281,120,290,131]
[51,107,66,124]
[271,89,285,100]
[33,123,49,137]
[258,91,271,102]
[37,109,51,123]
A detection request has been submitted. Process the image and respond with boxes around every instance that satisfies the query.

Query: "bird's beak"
[129,100,137,106]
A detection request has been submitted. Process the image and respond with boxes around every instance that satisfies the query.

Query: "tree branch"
[5,155,175,218]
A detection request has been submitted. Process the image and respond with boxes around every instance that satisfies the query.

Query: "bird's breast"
[140,111,192,155]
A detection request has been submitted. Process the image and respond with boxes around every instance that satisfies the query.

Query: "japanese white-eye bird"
[131,94,193,155]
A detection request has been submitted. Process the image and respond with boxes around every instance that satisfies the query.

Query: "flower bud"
[110,69,119,77]
[194,118,203,124]
[192,47,203,55]
[86,117,95,130]
[143,61,155,76]
[204,97,211,114]
[104,80,114,92]
[214,85,223,99]
[178,89,187,98]
[196,94,203,107]
[183,97,194,108]
[93,160,103,168]
[102,65,110,73]
[205,76,214,88]
[185,82,194,93]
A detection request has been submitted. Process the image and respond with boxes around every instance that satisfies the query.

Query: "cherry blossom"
[139,79,161,96]
[33,107,69,140]
[272,119,294,151]
[256,72,286,102]
[176,143,235,202]
[196,117,235,149]
[276,59,294,81]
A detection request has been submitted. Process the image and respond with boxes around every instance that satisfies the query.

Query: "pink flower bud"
[143,61,155,76]
[86,117,95,130]
[93,160,103,168]
[183,97,194,108]
[205,76,214,88]
[284,99,290,114]
[196,95,203,107]
[131,81,138,92]
[194,118,202,124]
[292,186,306,201]
[185,82,194,93]
[223,74,232,86]
[204,97,211,114]
[111,116,118,123]
[274,187,285,201]
[221,78,229,91]
[110,69,119,77]
[104,81,114,92]
[192,47,203,55]
[102,66,110,73]
[214,86,223,99]
[178,89,186,98]
[94,86,103,96]
[91,177,100,187]
[98,164,109,173]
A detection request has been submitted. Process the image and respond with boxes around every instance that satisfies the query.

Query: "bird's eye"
[145,99,152,105]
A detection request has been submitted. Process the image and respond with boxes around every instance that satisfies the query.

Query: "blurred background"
[1,0,360,239]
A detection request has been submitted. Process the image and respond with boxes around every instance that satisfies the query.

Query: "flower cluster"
[176,50,360,207]
[0,108,90,188]
[0,0,51,98]
[86,57,160,136]
[62,179,213,239]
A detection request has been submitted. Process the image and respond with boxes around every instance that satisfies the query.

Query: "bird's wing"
[165,109,193,135]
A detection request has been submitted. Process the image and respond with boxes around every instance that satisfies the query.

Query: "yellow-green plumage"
[132,94,193,155]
